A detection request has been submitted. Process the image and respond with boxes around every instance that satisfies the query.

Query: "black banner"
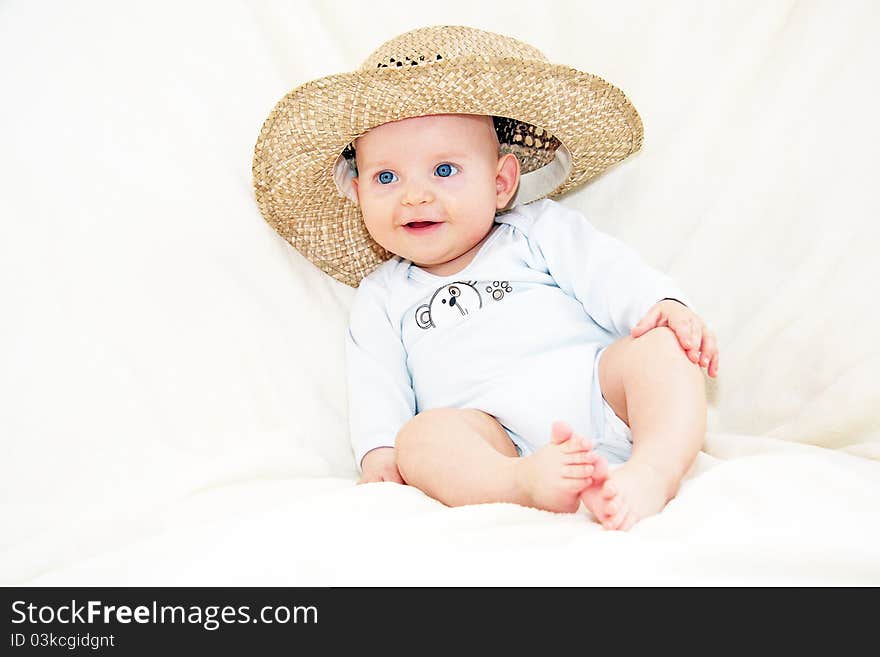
[0,586,862,653]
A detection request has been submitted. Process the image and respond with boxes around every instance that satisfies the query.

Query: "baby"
[346,113,718,531]
[252,25,719,531]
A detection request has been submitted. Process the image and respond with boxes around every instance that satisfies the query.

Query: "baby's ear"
[351,176,360,200]
[495,153,520,207]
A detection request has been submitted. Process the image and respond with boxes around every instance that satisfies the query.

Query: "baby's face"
[351,114,519,277]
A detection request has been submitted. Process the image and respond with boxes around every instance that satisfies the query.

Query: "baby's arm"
[531,203,706,350]
[345,276,415,483]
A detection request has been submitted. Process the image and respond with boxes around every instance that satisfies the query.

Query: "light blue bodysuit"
[345,198,692,471]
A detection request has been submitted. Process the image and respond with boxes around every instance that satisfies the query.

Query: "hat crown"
[358,25,548,72]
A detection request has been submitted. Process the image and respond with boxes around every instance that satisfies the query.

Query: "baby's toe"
[589,455,609,484]
[550,421,574,445]
[618,511,638,532]
[561,433,593,454]
[563,464,594,479]
[604,502,630,531]
[601,480,617,500]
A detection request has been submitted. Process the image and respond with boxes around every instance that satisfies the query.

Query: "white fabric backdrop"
[1,0,878,585]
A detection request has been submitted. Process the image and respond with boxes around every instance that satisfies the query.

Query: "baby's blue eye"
[435,163,458,178]
[377,171,398,184]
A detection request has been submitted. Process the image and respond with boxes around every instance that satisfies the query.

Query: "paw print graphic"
[485,281,513,301]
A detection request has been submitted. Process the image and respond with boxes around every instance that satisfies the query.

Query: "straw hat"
[252,25,643,287]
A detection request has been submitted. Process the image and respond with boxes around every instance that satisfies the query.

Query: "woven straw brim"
[252,55,643,288]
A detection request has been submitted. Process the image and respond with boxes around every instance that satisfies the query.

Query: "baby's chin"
[404,251,450,268]
[383,238,454,265]
[396,244,458,268]
[411,249,481,277]
[371,226,488,273]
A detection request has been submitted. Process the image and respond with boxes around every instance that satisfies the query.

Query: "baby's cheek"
[361,184,395,203]
[458,178,498,209]
[360,211,393,244]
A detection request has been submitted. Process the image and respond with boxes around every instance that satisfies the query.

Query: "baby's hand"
[630,299,719,378]
[358,446,405,485]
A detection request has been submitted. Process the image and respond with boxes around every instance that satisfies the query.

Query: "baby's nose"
[402,180,434,205]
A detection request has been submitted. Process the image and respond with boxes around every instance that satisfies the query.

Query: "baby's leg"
[581,326,706,530]
[396,409,597,513]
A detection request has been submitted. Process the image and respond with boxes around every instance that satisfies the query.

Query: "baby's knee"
[624,327,701,387]
[395,408,460,478]
[396,407,514,458]
[395,408,453,453]
[632,326,687,361]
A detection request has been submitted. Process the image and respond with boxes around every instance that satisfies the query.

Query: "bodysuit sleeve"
[345,274,416,473]
[528,201,694,337]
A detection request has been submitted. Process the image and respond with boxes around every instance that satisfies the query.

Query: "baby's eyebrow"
[360,153,468,174]
[359,160,395,172]
[432,151,469,162]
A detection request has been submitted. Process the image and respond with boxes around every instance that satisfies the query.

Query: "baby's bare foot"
[514,421,599,513]
[580,460,673,531]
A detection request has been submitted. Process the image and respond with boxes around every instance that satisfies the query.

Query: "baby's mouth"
[403,220,443,234]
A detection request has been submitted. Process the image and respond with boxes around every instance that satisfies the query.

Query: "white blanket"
[1,0,878,586]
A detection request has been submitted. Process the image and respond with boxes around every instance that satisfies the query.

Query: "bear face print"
[415,282,483,329]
